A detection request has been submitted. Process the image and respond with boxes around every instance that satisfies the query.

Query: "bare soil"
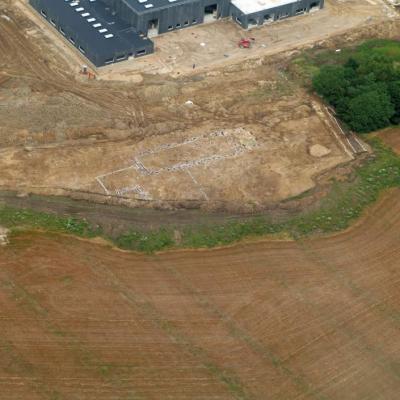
[378,127,400,154]
[98,0,397,78]
[0,0,398,212]
[0,189,399,399]
[1,2,400,398]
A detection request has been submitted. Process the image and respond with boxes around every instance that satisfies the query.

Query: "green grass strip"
[1,138,400,253]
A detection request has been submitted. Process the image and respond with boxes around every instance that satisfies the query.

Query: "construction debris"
[0,226,9,246]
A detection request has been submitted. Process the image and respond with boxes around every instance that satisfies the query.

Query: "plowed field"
[1,189,400,399]
[379,127,400,154]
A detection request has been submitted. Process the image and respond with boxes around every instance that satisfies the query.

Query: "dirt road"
[0,189,399,399]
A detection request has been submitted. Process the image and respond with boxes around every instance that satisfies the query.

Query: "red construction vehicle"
[238,37,255,49]
[80,65,96,80]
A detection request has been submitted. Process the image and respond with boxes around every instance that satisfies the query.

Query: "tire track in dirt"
[150,256,329,400]
[77,254,257,400]
[0,268,132,399]
[0,240,240,399]
[0,240,174,399]
[0,13,147,124]
[1,190,400,399]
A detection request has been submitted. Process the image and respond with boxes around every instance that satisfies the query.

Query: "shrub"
[345,90,395,133]
[311,40,400,133]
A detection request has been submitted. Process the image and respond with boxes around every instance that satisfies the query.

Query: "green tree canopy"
[312,45,400,133]
[345,90,395,133]
[312,65,348,106]
[356,53,396,82]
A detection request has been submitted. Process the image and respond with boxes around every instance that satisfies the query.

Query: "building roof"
[122,0,193,14]
[38,0,151,61]
[231,0,299,14]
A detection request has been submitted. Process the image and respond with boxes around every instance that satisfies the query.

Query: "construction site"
[1,0,396,211]
[30,0,324,66]
[1,0,400,398]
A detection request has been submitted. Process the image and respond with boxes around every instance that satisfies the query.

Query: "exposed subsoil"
[1,2,400,399]
[0,0,398,216]
[0,155,359,236]
[378,127,400,154]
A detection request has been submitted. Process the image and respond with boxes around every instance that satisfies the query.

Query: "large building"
[30,0,323,67]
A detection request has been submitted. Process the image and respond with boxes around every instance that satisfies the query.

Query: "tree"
[388,80,400,118]
[311,42,400,133]
[356,53,396,82]
[345,90,395,133]
[312,65,348,106]
[346,81,388,99]
[344,57,359,71]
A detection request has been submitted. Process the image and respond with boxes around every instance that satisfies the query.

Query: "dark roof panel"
[122,0,195,14]
[32,0,153,65]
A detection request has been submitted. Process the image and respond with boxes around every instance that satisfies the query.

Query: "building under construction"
[30,0,324,67]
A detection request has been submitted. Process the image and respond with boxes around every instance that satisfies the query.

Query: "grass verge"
[1,138,399,253]
[0,208,100,238]
[180,138,400,246]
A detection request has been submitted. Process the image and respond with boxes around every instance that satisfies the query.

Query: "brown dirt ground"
[0,1,397,212]
[98,0,397,78]
[378,127,400,154]
[0,188,400,399]
[1,2,400,398]
[13,0,397,79]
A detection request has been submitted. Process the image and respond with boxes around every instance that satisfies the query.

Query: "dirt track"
[0,189,400,399]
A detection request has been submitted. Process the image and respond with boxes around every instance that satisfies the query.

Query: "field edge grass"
[1,137,400,253]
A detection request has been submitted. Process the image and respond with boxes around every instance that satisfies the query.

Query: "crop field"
[379,127,400,153]
[1,188,400,399]
[1,0,400,398]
